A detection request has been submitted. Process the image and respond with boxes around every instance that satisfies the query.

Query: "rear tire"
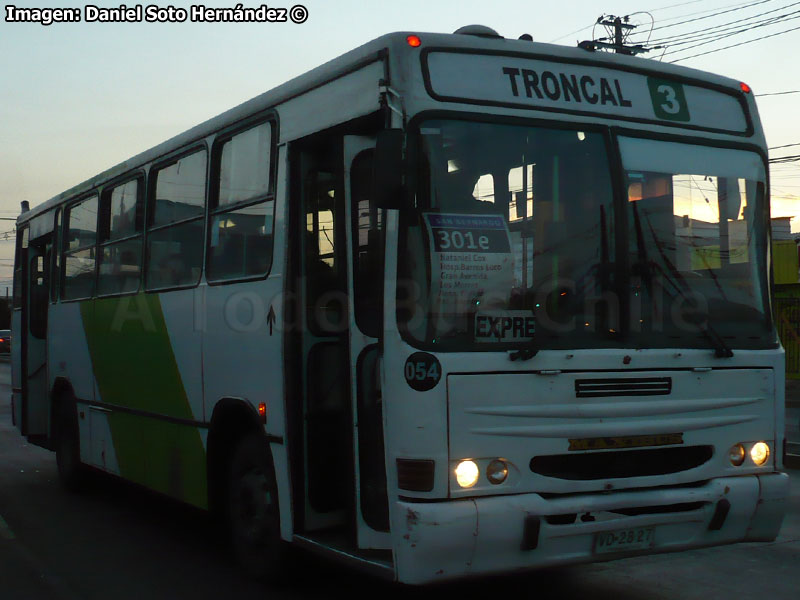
[55,400,86,492]
[227,433,291,582]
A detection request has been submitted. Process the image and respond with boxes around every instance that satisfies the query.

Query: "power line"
[660,8,800,56]
[639,0,773,27]
[639,1,799,44]
[549,21,597,42]
[551,1,775,46]
[647,2,800,46]
[659,14,799,54]
[770,154,800,163]
[770,143,800,150]
[669,23,800,61]
[643,1,798,38]
[756,89,800,96]
[643,0,776,34]
[551,1,757,43]
[644,0,707,13]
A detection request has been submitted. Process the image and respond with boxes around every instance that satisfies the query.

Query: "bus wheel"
[55,400,86,492]
[227,434,289,581]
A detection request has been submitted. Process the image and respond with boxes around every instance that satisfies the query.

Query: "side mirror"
[372,129,405,210]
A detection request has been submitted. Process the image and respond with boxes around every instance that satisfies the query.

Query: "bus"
[11,25,790,584]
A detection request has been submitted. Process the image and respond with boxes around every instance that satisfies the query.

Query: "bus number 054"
[403,353,442,391]
[406,361,440,381]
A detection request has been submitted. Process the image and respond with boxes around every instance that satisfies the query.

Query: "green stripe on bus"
[80,294,208,509]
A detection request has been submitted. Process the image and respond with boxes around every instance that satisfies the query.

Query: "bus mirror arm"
[372,129,407,210]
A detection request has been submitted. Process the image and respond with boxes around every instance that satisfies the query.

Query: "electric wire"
[635,0,774,31]
[662,10,800,56]
[630,0,794,43]
[638,0,776,34]
[757,90,800,96]
[644,0,705,13]
[643,2,800,46]
[669,23,800,61]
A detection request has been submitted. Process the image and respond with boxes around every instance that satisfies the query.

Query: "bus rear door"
[18,231,52,440]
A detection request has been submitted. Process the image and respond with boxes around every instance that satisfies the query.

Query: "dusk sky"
[2,0,799,289]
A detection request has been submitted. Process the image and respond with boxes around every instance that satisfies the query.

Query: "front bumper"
[392,472,789,584]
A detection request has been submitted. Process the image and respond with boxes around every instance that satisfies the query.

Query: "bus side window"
[351,150,384,338]
[305,169,343,333]
[98,177,143,296]
[207,121,275,282]
[146,149,207,290]
[63,195,98,301]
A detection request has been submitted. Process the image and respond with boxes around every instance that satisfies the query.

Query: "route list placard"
[423,213,514,330]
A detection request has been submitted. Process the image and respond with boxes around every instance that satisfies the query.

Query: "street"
[1,360,798,599]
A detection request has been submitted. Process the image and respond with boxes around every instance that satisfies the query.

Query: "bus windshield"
[398,118,774,351]
[620,136,772,349]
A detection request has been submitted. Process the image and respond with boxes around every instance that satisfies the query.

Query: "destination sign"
[423,213,514,335]
[474,310,535,343]
[424,51,748,133]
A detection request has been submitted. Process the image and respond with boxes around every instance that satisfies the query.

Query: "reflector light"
[729,443,746,466]
[406,34,421,47]
[740,82,751,94]
[486,460,509,484]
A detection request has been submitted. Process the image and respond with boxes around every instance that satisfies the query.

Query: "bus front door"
[294,140,352,534]
[291,133,389,551]
[343,135,390,549]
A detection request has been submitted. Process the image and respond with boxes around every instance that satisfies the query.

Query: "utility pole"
[600,16,634,53]
[580,14,651,55]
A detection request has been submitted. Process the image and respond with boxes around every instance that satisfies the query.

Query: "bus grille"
[529,446,713,480]
[574,377,672,398]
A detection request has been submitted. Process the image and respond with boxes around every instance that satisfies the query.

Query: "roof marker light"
[740,82,752,94]
[407,34,421,48]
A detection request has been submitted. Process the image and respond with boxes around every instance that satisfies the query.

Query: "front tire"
[227,433,290,581]
[54,400,86,492]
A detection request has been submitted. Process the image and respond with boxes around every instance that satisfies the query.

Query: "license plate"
[594,526,655,554]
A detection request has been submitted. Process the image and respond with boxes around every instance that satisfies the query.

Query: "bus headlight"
[455,460,479,488]
[486,459,509,484]
[728,443,746,466]
[750,442,770,466]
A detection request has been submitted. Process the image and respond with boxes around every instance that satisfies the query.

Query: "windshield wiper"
[639,208,734,358]
[699,321,734,358]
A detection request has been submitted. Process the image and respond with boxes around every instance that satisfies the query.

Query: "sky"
[1,0,799,290]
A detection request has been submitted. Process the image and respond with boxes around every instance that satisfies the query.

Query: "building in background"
[771,217,800,378]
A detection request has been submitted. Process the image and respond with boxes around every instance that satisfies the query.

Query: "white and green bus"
[11,25,790,584]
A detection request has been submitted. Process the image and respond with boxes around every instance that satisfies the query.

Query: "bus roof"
[18,28,751,224]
